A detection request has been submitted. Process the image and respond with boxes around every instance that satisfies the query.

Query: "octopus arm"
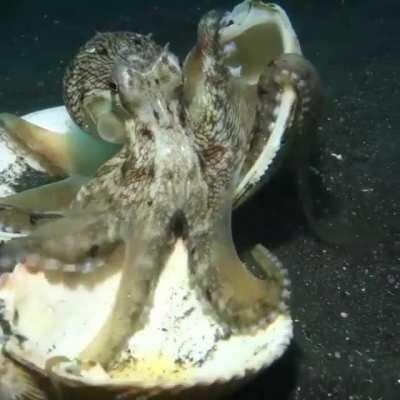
[0,203,63,237]
[259,53,322,139]
[78,209,179,367]
[190,199,290,333]
[255,54,356,245]
[0,176,89,235]
[234,53,323,205]
[0,113,120,177]
[0,208,121,273]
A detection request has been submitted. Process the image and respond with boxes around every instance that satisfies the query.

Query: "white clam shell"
[0,240,292,398]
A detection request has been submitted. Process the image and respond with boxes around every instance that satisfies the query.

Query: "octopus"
[0,1,322,395]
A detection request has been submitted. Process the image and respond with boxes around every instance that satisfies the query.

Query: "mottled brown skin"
[63,31,162,139]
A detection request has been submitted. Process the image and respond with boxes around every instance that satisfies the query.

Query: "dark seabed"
[0,0,399,399]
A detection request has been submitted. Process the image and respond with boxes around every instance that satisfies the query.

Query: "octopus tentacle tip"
[263,52,322,127]
[194,234,290,334]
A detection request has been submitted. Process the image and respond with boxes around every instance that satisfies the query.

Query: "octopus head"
[112,47,182,127]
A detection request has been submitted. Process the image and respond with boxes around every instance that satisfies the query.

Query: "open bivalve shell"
[0,1,299,399]
[219,1,303,206]
[183,1,304,207]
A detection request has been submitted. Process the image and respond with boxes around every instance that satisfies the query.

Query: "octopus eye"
[109,81,118,93]
[96,46,108,56]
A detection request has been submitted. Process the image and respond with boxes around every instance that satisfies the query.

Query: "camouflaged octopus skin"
[63,31,163,143]
[0,9,322,363]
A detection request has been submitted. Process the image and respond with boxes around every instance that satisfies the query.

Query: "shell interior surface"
[219,1,304,206]
[219,1,301,84]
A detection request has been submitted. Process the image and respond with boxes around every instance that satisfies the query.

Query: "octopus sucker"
[235,53,322,202]
[211,1,323,207]
[22,254,106,275]
[0,1,323,398]
[263,53,323,133]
